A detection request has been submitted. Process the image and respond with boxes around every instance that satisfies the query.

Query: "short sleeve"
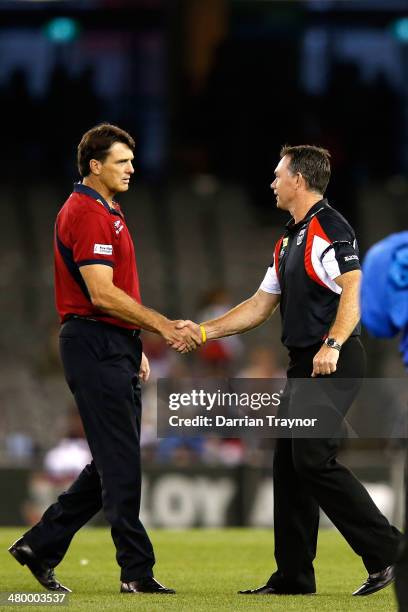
[260,264,281,294]
[72,211,115,268]
[319,214,361,280]
[322,241,360,280]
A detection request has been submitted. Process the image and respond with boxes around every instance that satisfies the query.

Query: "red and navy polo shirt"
[260,199,361,348]
[54,183,141,329]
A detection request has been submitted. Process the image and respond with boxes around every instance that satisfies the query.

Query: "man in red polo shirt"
[9,124,200,594]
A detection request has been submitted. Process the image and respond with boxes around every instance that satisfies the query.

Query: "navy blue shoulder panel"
[55,224,91,301]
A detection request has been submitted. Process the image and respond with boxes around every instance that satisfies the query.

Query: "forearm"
[202,294,278,340]
[329,285,360,344]
[92,284,169,334]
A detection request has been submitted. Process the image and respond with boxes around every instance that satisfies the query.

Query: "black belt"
[63,315,141,338]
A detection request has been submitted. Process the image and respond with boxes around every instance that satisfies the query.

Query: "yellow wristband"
[199,324,207,344]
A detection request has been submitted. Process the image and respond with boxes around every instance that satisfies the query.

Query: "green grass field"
[0,528,398,611]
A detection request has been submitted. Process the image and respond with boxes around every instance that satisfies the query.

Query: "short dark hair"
[77,123,135,177]
[280,144,331,195]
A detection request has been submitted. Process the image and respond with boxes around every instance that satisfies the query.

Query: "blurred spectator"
[140,332,196,464]
[5,433,35,461]
[141,332,174,380]
[196,288,243,375]
[22,407,91,525]
[202,438,244,466]
[157,437,204,466]
[238,345,286,379]
[43,410,91,482]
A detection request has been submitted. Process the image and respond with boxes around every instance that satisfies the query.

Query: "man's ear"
[296,172,307,191]
[294,172,301,190]
[89,158,101,175]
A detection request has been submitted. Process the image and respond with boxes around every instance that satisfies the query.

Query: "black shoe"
[239,584,280,595]
[239,583,315,595]
[120,577,175,594]
[8,538,71,593]
[352,565,395,596]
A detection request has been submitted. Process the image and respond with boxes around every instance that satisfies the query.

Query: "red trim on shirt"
[304,216,331,288]
[274,236,284,282]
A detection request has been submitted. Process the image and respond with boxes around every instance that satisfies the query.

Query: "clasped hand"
[163,320,202,354]
[311,344,339,377]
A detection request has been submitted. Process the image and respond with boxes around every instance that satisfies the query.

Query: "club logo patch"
[296,228,306,246]
[113,219,124,235]
[94,244,113,255]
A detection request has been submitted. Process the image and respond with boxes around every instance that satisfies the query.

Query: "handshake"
[161,320,205,354]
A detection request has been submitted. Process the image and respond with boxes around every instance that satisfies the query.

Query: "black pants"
[396,452,408,611]
[23,318,155,582]
[268,337,401,594]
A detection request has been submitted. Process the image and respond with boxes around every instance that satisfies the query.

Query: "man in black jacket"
[180,145,401,597]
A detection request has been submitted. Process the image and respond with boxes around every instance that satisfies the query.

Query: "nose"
[128,161,135,174]
[271,178,276,189]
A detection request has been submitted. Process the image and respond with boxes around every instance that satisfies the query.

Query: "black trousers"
[268,337,401,594]
[396,452,408,611]
[24,318,155,582]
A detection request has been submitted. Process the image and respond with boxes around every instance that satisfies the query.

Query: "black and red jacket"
[260,199,361,348]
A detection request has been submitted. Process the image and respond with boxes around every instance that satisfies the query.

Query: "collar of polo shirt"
[73,182,122,217]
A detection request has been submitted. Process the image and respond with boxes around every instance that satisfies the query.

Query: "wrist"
[199,324,207,344]
[324,337,342,352]
[201,321,218,341]
[155,316,171,337]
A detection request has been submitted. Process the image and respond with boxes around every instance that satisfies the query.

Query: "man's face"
[270,155,298,210]
[94,142,134,195]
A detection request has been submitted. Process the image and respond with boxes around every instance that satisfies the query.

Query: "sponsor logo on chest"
[280,237,289,258]
[94,244,113,255]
